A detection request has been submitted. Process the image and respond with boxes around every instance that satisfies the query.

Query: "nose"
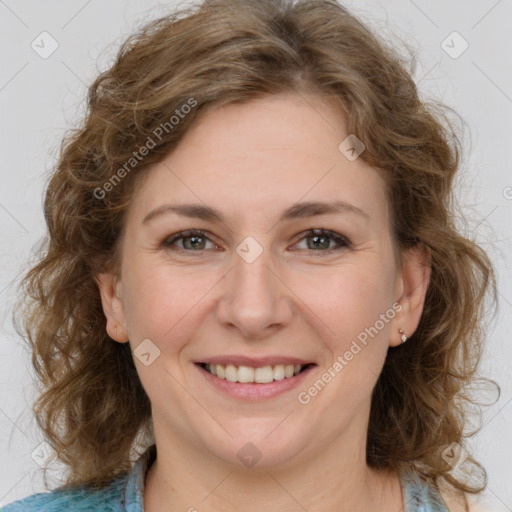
[216,241,294,340]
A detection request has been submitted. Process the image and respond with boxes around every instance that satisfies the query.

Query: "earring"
[399,329,407,344]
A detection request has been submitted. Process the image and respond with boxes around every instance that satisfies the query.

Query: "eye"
[161,230,218,252]
[291,228,351,253]
[161,228,351,254]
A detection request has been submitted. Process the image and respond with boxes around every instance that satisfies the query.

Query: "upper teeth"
[206,364,304,383]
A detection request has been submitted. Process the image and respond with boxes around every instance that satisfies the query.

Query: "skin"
[96,91,433,511]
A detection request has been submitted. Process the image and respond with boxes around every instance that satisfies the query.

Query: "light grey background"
[0,0,510,510]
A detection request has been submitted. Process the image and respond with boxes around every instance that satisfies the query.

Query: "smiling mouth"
[198,362,315,384]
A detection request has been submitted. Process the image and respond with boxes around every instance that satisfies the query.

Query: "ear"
[390,243,432,347]
[94,272,129,344]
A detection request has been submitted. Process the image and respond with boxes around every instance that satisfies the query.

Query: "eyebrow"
[142,200,370,225]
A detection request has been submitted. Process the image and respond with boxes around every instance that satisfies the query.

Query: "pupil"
[310,235,328,250]
[186,236,203,249]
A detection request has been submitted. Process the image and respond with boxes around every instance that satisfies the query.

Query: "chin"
[198,419,311,470]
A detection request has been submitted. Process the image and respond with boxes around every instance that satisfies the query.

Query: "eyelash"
[161,228,351,255]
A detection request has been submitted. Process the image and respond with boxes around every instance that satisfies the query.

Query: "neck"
[143,422,403,512]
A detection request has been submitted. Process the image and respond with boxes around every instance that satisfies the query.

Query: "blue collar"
[122,444,156,511]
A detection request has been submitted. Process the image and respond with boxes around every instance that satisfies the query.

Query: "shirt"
[1,444,450,511]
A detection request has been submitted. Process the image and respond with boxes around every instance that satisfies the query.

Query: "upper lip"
[197,355,315,367]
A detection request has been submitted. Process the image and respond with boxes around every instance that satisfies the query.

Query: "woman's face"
[97,92,430,470]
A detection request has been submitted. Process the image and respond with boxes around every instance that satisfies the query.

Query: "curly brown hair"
[13,0,498,505]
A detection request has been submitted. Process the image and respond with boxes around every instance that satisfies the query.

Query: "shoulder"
[401,469,476,512]
[2,445,154,512]
[1,475,128,512]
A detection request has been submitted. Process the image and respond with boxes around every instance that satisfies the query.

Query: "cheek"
[120,258,214,345]
[297,257,396,353]
[292,255,395,378]
[297,262,396,414]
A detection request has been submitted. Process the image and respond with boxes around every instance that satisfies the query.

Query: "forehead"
[127,93,390,232]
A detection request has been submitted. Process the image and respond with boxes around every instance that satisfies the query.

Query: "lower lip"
[195,364,315,400]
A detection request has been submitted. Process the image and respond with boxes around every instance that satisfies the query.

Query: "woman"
[4,0,498,510]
